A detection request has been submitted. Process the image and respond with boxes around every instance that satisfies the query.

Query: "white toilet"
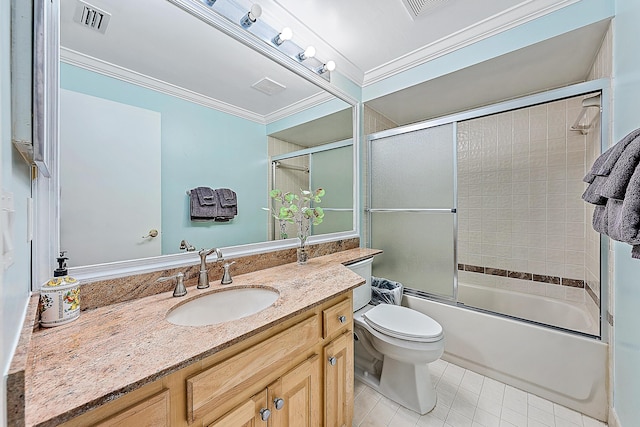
[347,258,445,415]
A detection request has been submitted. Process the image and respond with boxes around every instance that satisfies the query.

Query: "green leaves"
[269,188,326,243]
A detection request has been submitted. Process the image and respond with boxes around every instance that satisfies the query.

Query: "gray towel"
[190,187,218,220]
[633,245,640,259]
[603,164,640,244]
[592,205,607,235]
[581,175,608,205]
[599,138,640,200]
[593,128,640,176]
[584,145,614,183]
[213,188,237,222]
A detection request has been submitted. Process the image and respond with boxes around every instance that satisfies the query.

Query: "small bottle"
[39,252,81,327]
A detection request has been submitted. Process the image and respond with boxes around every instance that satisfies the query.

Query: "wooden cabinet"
[323,332,353,427]
[61,294,353,427]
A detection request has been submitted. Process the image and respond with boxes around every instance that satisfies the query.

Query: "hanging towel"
[583,127,640,261]
[598,138,640,200]
[189,187,218,220]
[213,188,237,222]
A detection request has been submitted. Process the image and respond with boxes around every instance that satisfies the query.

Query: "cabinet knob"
[328,356,337,366]
[260,408,271,421]
[338,315,347,324]
[273,397,285,410]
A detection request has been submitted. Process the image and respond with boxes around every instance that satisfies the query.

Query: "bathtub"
[404,292,608,421]
[457,282,597,335]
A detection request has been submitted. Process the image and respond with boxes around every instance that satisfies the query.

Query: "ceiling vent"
[251,78,286,96]
[401,0,449,19]
[73,0,111,34]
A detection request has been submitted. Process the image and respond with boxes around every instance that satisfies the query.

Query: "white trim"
[61,48,345,126]
[363,0,580,86]
[263,91,336,123]
[60,47,266,124]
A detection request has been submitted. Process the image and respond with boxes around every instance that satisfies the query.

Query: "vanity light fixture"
[240,4,262,28]
[297,45,316,61]
[272,27,292,46]
[317,60,336,74]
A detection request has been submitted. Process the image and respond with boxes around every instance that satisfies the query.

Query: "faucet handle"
[221,261,236,285]
[157,272,187,297]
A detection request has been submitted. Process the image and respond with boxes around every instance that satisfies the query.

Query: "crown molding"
[60,47,266,124]
[264,91,335,123]
[363,0,580,86]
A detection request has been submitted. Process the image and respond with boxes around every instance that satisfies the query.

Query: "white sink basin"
[166,287,279,327]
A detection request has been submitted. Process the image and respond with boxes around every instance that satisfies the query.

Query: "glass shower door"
[368,123,457,299]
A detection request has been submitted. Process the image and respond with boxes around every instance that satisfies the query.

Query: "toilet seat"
[362,304,443,343]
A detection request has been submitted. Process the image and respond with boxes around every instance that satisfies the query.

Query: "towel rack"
[274,161,309,173]
[570,94,601,135]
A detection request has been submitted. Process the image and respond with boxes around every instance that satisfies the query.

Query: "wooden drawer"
[95,390,170,427]
[323,298,352,339]
[187,314,320,423]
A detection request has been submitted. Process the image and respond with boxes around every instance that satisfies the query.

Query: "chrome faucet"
[180,239,196,251]
[198,248,223,289]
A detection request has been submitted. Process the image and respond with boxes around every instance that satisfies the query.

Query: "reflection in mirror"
[267,107,353,240]
[57,0,355,268]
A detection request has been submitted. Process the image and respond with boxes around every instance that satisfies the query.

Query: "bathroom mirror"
[34,0,359,284]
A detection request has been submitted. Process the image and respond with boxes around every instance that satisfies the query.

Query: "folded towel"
[213,188,237,222]
[593,128,640,176]
[581,175,608,205]
[190,187,218,220]
[592,205,607,235]
[584,145,614,183]
[603,164,640,244]
[195,187,216,206]
[599,138,640,200]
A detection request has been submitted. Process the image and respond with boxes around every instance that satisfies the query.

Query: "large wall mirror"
[34,0,359,285]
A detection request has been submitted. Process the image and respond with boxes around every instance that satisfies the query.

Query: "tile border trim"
[458,263,585,288]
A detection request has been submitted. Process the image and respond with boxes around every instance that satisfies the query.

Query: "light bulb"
[298,46,316,61]
[319,60,336,74]
[240,4,262,28]
[273,27,293,46]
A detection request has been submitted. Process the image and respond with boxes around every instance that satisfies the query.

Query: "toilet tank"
[347,257,374,311]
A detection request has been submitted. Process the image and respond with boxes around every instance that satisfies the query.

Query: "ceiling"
[60,0,610,127]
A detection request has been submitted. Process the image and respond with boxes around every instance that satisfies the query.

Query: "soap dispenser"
[39,252,81,327]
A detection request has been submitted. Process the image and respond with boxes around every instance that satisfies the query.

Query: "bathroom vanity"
[11,248,381,427]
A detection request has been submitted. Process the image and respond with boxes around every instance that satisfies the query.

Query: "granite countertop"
[21,248,381,427]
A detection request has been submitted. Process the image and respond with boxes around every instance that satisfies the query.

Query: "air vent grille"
[401,0,449,19]
[251,78,286,96]
[73,1,111,34]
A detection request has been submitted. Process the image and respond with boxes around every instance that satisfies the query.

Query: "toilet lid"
[362,304,443,342]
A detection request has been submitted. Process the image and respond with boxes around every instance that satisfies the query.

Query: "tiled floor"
[353,359,607,427]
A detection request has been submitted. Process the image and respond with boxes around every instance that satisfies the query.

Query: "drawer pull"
[328,356,337,366]
[338,315,347,324]
[273,397,285,410]
[260,408,271,421]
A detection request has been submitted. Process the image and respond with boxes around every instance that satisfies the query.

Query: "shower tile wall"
[457,97,590,304]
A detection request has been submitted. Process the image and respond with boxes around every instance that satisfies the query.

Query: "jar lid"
[42,276,78,288]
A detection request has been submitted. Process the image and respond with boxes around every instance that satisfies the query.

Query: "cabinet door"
[208,390,268,427]
[94,390,170,427]
[269,355,320,427]
[323,331,353,427]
